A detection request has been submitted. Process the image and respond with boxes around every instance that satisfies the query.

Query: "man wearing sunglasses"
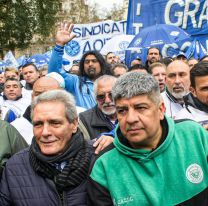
[79,75,117,143]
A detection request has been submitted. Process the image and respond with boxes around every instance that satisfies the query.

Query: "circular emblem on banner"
[134,38,142,46]
[65,40,80,57]
[186,163,203,184]
[119,41,129,50]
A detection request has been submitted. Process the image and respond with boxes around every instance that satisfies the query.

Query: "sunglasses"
[96,92,113,102]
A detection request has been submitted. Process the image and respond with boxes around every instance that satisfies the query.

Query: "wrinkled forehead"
[4,80,21,87]
[167,61,190,74]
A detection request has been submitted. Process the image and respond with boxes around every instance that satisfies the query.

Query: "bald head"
[32,76,61,99]
[166,60,190,100]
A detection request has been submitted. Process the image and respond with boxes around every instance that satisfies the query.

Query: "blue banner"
[126,0,208,65]
[127,0,208,36]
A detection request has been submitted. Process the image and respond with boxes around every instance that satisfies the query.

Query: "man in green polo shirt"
[87,72,208,206]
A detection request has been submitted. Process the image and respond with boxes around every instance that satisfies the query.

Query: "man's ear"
[159,100,166,120]
[71,118,78,134]
[190,86,197,97]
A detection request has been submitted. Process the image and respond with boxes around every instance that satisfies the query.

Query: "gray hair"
[31,90,77,123]
[94,75,117,95]
[112,72,161,105]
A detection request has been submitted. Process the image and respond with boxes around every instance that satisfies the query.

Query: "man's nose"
[126,109,139,124]
[175,75,181,84]
[104,94,112,103]
[42,123,51,137]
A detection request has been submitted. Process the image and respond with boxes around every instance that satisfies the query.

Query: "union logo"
[65,40,80,57]
[186,163,203,184]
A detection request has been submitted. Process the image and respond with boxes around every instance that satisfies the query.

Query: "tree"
[105,3,126,21]
[0,0,60,57]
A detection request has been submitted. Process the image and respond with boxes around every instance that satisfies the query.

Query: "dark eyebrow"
[33,120,43,126]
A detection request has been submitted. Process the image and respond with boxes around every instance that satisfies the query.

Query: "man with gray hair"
[79,75,116,149]
[87,72,208,206]
[161,60,190,119]
[0,90,94,205]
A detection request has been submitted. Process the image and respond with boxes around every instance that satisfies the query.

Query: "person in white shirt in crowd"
[149,62,167,93]
[0,78,31,118]
[4,67,32,101]
[161,60,190,119]
[175,61,208,129]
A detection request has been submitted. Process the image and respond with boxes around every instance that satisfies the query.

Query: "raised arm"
[48,22,76,78]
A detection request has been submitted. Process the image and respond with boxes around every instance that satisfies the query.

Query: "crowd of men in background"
[0,22,207,205]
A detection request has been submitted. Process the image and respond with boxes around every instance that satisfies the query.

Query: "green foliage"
[0,0,60,51]
[105,3,126,21]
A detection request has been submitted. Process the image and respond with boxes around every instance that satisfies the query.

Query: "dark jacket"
[79,105,116,140]
[0,144,94,206]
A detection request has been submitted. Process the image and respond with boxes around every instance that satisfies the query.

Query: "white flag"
[4,51,19,68]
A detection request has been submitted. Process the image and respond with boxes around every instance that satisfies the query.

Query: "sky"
[87,0,124,11]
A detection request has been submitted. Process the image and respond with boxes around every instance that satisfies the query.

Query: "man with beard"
[79,75,117,142]
[0,90,94,205]
[106,52,119,65]
[48,22,108,109]
[149,62,167,93]
[145,47,161,69]
[175,61,208,128]
[161,60,190,119]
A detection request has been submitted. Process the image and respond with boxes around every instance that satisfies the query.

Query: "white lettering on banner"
[198,0,208,27]
[136,3,141,15]
[165,0,208,29]
[183,0,200,29]
[63,20,127,69]
[162,43,178,57]
[133,23,143,34]
[161,41,192,57]
[165,0,184,26]
[180,41,192,51]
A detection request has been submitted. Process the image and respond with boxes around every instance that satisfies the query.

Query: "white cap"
[46,72,65,88]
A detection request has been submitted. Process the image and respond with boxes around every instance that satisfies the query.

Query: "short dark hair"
[190,61,208,88]
[160,57,173,67]
[147,47,161,56]
[111,63,128,73]
[128,64,147,72]
[106,52,115,58]
[4,78,22,89]
[22,63,38,71]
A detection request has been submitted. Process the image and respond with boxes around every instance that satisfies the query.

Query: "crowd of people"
[0,22,207,205]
